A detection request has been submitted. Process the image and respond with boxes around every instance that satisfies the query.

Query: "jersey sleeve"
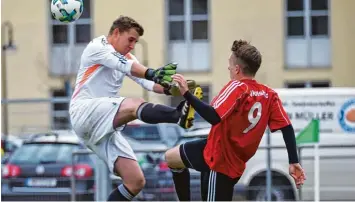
[88,42,134,75]
[212,81,246,119]
[128,75,155,91]
[125,53,155,91]
[268,93,291,132]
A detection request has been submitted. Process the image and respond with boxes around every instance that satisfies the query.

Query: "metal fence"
[1,97,72,136]
[2,98,355,201]
[66,144,355,201]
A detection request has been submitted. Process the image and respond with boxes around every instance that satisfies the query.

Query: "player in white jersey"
[69,16,197,201]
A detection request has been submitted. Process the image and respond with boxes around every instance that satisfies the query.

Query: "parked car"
[1,134,23,164]
[1,131,96,201]
[122,120,185,147]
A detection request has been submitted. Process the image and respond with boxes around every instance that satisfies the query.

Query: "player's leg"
[202,170,240,201]
[69,98,143,200]
[113,97,182,128]
[107,157,145,201]
[164,145,191,201]
[200,170,210,201]
[164,138,209,201]
[89,131,145,201]
[113,85,203,129]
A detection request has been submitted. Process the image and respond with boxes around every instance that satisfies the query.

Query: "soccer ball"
[51,0,83,23]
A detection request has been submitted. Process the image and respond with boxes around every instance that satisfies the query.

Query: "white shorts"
[69,97,137,174]
[84,130,136,174]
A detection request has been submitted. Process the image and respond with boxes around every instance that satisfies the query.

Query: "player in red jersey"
[164,40,306,201]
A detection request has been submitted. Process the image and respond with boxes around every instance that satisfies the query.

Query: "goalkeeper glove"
[145,63,177,88]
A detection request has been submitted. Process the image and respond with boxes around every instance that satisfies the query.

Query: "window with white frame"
[285,0,330,68]
[167,0,210,71]
[49,0,92,76]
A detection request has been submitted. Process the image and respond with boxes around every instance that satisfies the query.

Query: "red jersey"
[204,79,290,178]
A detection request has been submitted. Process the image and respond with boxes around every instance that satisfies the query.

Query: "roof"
[274,87,355,96]
[25,130,81,144]
[1,134,24,146]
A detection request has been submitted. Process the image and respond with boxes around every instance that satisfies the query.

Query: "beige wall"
[2,0,62,134]
[331,0,355,87]
[2,0,354,134]
[283,0,355,87]
[209,0,284,94]
[208,0,355,91]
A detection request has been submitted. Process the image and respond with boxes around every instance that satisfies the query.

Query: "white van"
[185,88,355,201]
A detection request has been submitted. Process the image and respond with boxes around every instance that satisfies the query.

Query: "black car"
[1,131,95,201]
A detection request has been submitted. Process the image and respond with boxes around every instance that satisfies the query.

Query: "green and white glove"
[164,80,197,96]
[145,63,177,88]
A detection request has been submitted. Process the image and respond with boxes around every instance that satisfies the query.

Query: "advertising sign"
[279,93,355,133]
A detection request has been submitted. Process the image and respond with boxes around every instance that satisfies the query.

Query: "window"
[170,84,210,121]
[49,0,92,76]
[122,125,161,141]
[286,82,306,88]
[285,81,331,88]
[8,143,80,164]
[50,0,91,45]
[51,89,70,130]
[311,81,331,88]
[52,25,68,44]
[285,0,330,68]
[167,0,210,71]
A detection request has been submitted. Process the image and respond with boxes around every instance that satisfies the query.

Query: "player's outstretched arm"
[128,62,177,88]
[90,44,177,88]
[129,61,149,78]
[280,125,306,188]
[280,125,299,164]
[125,76,169,94]
[137,82,197,95]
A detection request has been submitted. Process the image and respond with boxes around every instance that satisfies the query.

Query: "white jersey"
[71,35,155,102]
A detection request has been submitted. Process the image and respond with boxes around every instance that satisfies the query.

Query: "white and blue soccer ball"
[51,0,83,23]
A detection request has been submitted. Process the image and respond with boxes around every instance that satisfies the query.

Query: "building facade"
[1,0,355,133]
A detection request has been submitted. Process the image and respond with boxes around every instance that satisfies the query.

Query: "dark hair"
[231,40,262,76]
[109,15,144,36]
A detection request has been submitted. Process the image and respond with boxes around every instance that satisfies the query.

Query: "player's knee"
[164,147,179,167]
[125,175,146,194]
[164,150,170,164]
[136,176,146,190]
[133,98,146,106]
[119,98,146,117]
[125,98,145,113]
